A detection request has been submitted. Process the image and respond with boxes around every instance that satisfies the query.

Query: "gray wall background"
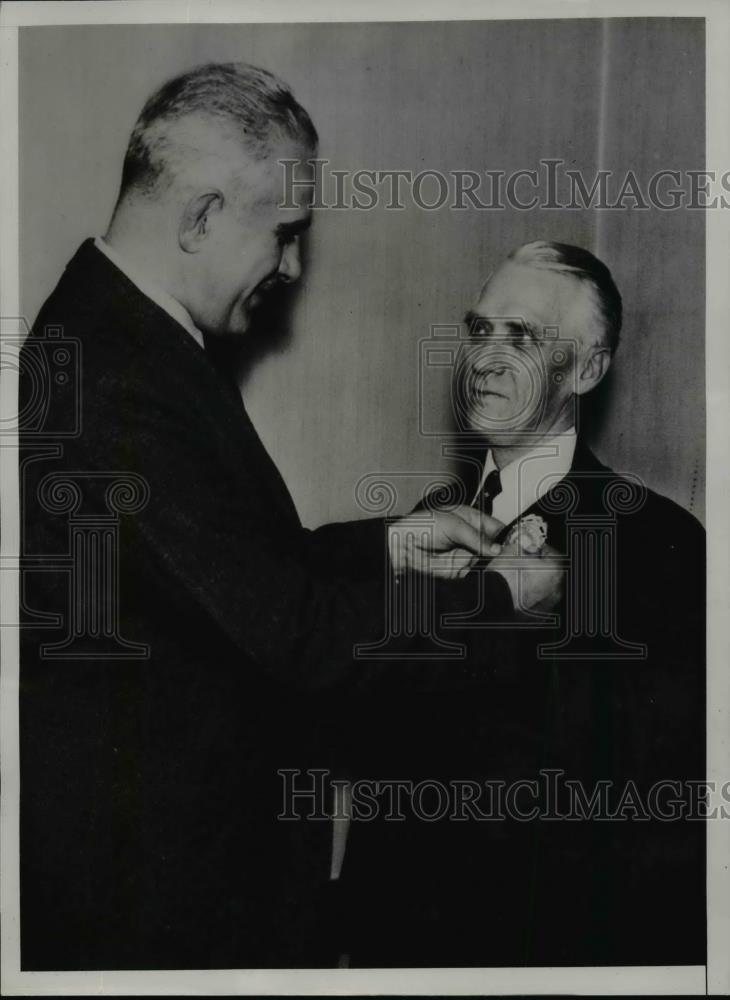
[19,19,705,526]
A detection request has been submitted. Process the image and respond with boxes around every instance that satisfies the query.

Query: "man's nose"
[278,240,302,284]
[470,345,506,372]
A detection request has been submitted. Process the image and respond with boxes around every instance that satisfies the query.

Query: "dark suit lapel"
[496,439,611,551]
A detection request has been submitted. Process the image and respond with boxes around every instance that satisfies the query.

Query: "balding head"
[117,62,318,207]
[106,62,317,338]
[506,240,622,355]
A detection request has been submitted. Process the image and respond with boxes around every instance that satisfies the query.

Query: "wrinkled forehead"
[474,260,597,340]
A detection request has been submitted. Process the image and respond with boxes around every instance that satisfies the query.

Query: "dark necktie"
[478,468,503,516]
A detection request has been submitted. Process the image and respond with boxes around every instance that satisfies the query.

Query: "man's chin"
[462,411,537,445]
[233,287,278,332]
[463,403,515,433]
[216,303,253,337]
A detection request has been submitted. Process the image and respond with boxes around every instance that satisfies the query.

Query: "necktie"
[479,468,502,516]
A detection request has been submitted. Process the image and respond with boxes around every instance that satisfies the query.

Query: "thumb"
[440,510,501,557]
[449,504,506,549]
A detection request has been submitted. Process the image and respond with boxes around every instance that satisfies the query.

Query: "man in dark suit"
[18,66,561,970]
[339,241,705,967]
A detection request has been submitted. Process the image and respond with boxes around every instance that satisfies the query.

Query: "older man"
[341,241,705,967]
[18,65,562,970]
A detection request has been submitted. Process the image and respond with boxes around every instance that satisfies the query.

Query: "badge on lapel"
[506,513,549,554]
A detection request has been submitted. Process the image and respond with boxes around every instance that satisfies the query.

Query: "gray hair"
[509,240,623,354]
[118,62,318,200]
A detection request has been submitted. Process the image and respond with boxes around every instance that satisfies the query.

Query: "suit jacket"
[339,438,705,967]
[18,240,514,970]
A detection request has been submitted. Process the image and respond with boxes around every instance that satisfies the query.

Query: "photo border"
[1,1,728,995]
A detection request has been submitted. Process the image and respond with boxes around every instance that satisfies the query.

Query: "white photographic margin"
[1,0,728,995]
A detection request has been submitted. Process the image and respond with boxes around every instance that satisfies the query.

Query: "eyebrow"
[464,310,486,331]
[464,311,541,340]
[275,218,312,239]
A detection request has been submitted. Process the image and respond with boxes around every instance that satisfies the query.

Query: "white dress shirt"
[94,236,205,350]
[472,428,578,526]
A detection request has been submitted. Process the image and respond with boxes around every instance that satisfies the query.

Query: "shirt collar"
[94,236,205,350]
[473,427,577,526]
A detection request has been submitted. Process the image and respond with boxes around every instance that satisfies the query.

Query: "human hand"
[388,504,506,579]
[487,540,564,613]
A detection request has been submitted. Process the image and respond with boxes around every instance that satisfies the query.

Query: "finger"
[439,511,501,557]
[446,548,477,575]
[429,548,476,577]
[449,504,506,545]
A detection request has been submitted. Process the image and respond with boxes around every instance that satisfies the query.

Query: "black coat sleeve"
[70,364,514,691]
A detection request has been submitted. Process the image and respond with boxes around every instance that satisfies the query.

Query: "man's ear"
[178,190,224,253]
[576,345,612,396]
